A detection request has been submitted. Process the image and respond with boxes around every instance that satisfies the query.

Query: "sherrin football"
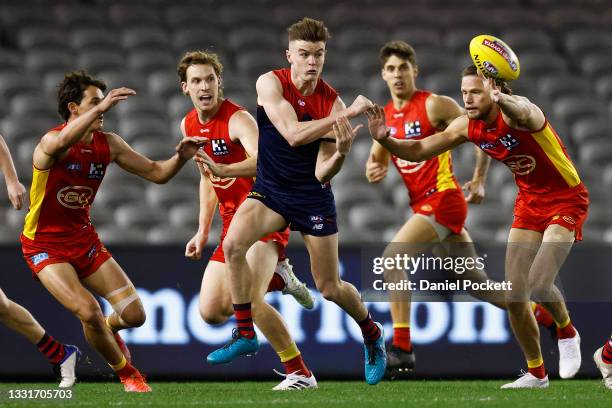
[469,34,520,81]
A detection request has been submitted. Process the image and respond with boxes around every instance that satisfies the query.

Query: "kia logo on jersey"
[211,139,230,156]
[57,186,94,209]
[502,155,536,175]
[404,121,421,138]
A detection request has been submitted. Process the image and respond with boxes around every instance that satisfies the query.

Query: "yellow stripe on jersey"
[23,167,51,240]
[532,124,581,188]
[436,151,456,192]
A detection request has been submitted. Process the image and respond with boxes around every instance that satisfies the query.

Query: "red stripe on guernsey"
[467,112,582,195]
[22,124,110,241]
[183,100,254,219]
[273,68,338,121]
[384,91,459,204]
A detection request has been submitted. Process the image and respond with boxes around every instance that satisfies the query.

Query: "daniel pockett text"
[360,244,514,302]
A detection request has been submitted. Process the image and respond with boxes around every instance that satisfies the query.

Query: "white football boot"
[272,369,318,390]
[55,345,80,388]
[275,258,314,309]
[593,347,612,390]
[558,330,581,379]
[501,370,549,389]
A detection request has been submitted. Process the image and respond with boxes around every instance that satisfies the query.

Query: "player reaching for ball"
[366,65,587,389]
[366,41,556,377]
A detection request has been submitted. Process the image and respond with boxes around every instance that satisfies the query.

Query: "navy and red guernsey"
[251,68,340,236]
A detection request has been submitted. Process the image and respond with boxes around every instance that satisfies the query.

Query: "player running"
[177,51,316,390]
[366,65,586,389]
[594,334,612,390]
[20,71,206,392]
[208,18,387,385]
[1,134,79,387]
[366,41,556,376]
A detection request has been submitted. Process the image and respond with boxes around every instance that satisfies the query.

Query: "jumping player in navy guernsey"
[206,18,387,385]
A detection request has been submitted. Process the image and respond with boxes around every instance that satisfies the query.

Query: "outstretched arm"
[109,133,208,184]
[0,134,26,209]
[256,72,372,147]
[366,105,469,162]
[35,88,136,169]
[481,73,545,130]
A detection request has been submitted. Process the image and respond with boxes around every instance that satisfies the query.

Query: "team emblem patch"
[88,162,105,179]
[500,134,519,150]
[404,121,422,138]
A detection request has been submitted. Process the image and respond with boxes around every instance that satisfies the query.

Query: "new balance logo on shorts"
[310,215,323,230]
[31,252,49,266]
[211,139,230,156]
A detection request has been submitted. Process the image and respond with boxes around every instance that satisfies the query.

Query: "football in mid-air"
[469,34,521,81]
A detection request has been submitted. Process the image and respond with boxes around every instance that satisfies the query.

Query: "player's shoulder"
[256,70,283,94]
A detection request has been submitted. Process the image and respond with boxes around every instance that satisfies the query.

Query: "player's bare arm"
[481,73,545,131]
[426,93,464,129]
[0,134,26,209]
[463,148,491,204]
[34,87,136,169]
[186,171,218,260]
[315,115,362,183]
[108,132,207,184]
[195,110,258,178]
[256,72,372,147]
[367,105,469,162]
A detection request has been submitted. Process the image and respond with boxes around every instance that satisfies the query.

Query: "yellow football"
[469,34,520,81]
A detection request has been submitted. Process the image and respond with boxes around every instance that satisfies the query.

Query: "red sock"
[36,333,66,365]
[283,354,311,377]
[233,303,255,339]
[392,327,412,352]
[116,362,138,379]
[602,336,612,364]
[358,313,380,343]
[556,321,577,340]
[267,273,285,292]
[528,364,546,379]
[533,304,554,328]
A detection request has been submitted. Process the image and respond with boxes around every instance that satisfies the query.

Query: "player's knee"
[76,301,105,326]
[120,304,146,328]
[317,280,341,302]
[199,303,228,325]
[223,238,248,263]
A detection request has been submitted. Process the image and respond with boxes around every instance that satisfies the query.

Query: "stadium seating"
[0,0,608,245]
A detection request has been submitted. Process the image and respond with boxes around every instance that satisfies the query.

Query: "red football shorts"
[411,188,468,235]
[210,214,289,263]
[21,226,112,280]
[512,183,589,240]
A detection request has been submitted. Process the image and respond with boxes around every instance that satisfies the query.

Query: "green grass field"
[1,380,610,407]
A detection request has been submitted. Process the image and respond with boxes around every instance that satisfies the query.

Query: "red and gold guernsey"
[22,124,110,242]
[384,90,459,205]
[467,111,584,196]
[183,99,253,218]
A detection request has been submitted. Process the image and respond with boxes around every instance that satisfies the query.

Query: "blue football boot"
[364,322,386,385]
[207,329,259,365]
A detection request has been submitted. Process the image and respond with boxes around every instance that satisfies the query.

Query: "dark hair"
[379,41,417,68]
[57,70,107,121]
[462,65,512,95]
[287,17,330,43]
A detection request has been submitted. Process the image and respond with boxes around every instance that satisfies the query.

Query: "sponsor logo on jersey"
[404,121,422,138]
[298,99,306,107]
[57,186,94,209]
[499,134,519,150]
[208,174,236,189]
[66,162,81,172]
[211,139,230,156]
[200,128,210,133]
[389,127,397,136]
[502,155,536,176]
[395,157,426,173]
[88,162,105,179]
[393,113,404,119]
[31,252,49,266]
[480,140,500,150]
